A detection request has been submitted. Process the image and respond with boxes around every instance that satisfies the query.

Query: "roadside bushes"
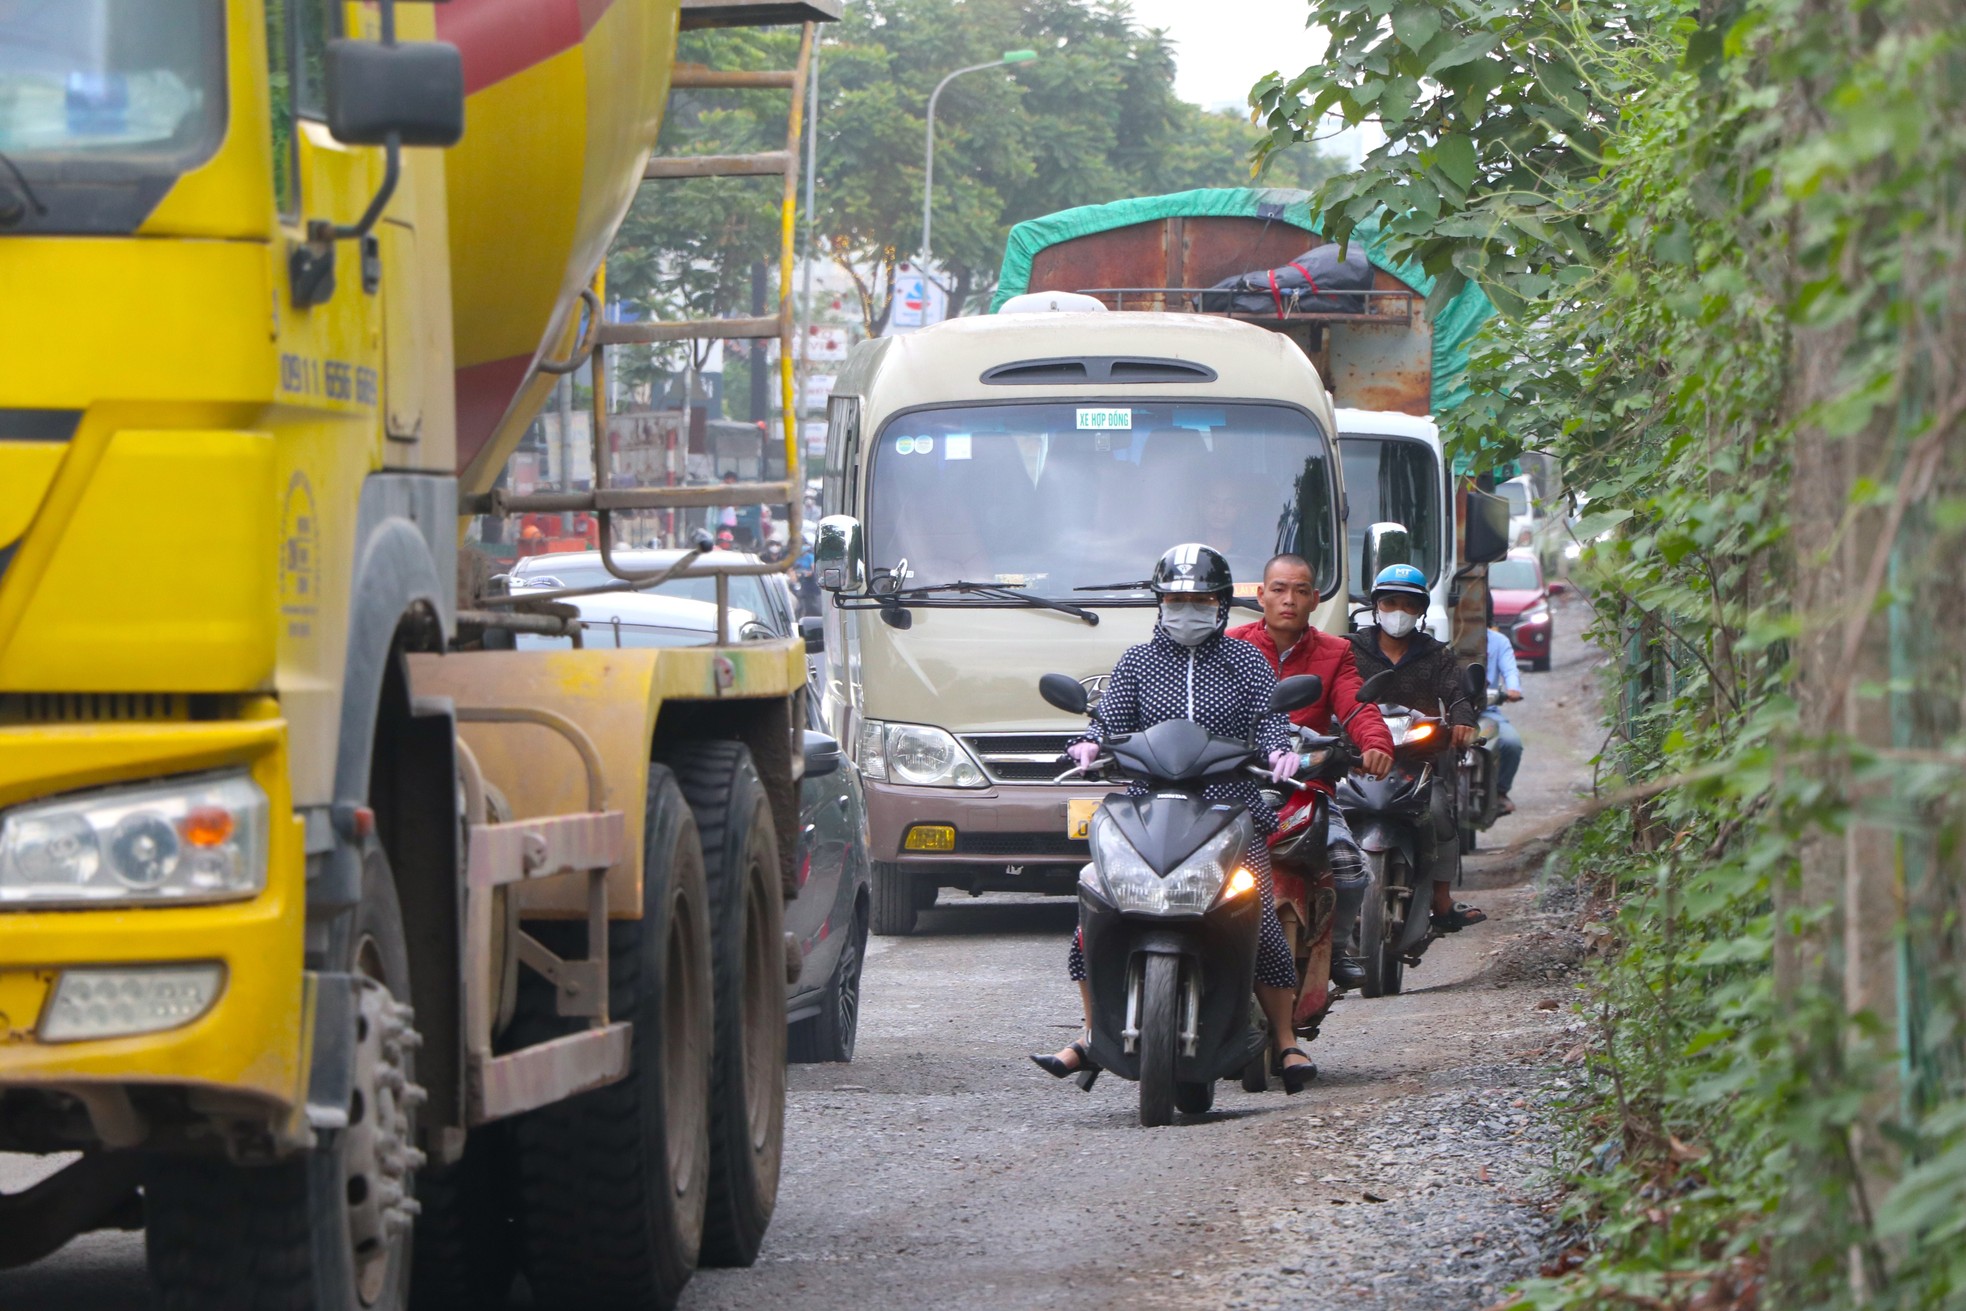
[1259,0,1966,1305]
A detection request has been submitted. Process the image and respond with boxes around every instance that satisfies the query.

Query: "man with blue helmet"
[1348,564,1487,933]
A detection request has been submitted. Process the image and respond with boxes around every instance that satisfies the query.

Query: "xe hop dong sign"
[1076,407,1132,430]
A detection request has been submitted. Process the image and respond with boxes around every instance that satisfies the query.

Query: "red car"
[1489,552,1553,671]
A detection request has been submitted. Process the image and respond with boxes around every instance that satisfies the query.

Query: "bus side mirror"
[1358,522,1411,594]
[813,516,864,593]
[1463,488,1511,564]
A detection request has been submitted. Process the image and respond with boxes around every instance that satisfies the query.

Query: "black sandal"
[1431,903,1489,933]
[1030,1039,1100,1091]
[1271,1046,1317,1095]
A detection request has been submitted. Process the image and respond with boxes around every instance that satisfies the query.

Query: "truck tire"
[667,740,786,1267]
[511,766,715,1310]
[147,845,422,1311]
[409,1129,517,1311]
[870,862,917,936]
[788,897,867,1063]
[1138,954,1179,1128]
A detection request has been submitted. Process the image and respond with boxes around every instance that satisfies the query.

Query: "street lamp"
[920,49,1037,279]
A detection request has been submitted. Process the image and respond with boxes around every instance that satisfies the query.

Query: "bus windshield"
[1340,435,1442,596]
[865,401,1338,599]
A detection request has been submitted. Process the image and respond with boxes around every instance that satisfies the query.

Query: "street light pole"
[921,49,1036,296]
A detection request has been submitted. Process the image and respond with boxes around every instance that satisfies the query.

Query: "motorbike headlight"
[0,772,270,908]
[1088,813,1251,915]
[1382,715,1412,744]
[854,719,986,788]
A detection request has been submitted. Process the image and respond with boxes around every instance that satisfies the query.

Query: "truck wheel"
[512,766,714,1310]
[912,876,940,912]
[1138,954,1179,1128]
[147,846,422,1311]
[870,862,917,936]
[788,897,867,1063]
[667,741,786,1268]
[1360,851,1391,999]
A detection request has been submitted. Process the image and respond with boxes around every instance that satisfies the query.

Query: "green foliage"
[1263,0,1966,1306]
[608,0,1347,356]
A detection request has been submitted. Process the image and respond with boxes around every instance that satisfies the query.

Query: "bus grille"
[961,733,1081,784]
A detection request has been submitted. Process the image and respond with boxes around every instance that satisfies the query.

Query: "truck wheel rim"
[743,868,776,1150]
[345,950,424,1306]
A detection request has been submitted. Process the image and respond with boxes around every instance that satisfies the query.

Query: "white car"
[504,549,797,648]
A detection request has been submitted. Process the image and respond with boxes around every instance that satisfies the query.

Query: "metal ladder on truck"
[447,0,838,1127]
[460,0,832,644]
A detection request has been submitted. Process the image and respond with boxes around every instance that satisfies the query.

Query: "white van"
[812,312,1349,933]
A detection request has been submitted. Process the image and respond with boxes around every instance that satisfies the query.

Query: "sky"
[1124,0,1324,111]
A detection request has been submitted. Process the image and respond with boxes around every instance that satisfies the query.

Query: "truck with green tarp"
[990,186,1512,657]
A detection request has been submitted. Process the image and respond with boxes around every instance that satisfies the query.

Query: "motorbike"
[1457,684,1509,853]
[1037,669,1326,1127]
[1248,671,1392,1060]
[1334,665,1483,997]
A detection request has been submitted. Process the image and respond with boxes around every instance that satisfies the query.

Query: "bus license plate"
[1067,798,1099,840]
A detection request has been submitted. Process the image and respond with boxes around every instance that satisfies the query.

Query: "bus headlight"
[855,720,987,788]
[0,772,269,907]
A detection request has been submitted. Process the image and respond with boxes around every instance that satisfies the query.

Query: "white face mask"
[1377,607,1420,638]
[1160,600,1220,647]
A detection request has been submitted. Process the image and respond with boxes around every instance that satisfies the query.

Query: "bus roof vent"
[980,356,1218,386]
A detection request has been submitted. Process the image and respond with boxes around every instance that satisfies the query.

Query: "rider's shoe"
[1031,1039,1100,1091]
[1329,951,1366,990]
[1271,1046,1318,1095]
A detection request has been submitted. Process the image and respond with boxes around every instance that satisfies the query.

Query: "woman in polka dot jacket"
[1031,545,1320,1094]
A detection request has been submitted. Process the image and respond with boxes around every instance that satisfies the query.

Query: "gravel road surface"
[0,594,1600,1310]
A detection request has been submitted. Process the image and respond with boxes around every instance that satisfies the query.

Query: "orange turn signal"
[177,806,236,848]
[1406,722,1437,743]
[1225,867,1257,898]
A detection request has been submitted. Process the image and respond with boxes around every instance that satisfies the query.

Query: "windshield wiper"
[888,580,1099,625]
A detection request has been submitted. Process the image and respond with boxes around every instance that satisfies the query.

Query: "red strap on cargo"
[1266,268,1285,319]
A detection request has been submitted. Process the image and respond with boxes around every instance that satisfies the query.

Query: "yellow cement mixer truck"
[0,1,834,1305]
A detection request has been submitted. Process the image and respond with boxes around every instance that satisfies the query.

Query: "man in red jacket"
[1228,554,1394,988]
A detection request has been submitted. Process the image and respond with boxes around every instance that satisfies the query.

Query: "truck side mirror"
[1038,673,1090,716]
[1271,674,1323,713]
[1463,488,1511,564]
[326,37,465,148]
[1357,522,1411,598]
[813,515,864,593]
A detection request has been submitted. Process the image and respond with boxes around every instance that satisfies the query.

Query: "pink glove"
[1067,741,1101,770]
[1268,749,1300,783]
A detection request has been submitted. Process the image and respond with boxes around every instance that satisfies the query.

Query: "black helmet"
[1150,543,1234,596]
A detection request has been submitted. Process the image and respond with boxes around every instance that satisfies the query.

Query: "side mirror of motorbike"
[1358,521,1412,595]
[1270,674,1323,714]
[799,615,825,654]
[1356,670,1395,705]
[1463,662,1487,701]
[1038,673,1090,716]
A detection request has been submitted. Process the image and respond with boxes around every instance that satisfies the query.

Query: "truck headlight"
[0,772,269,907]
[1088,814,1251,915]
[855,720,986,788]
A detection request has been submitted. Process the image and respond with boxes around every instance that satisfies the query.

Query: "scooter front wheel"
[1359,850,1403,998]
[1138,954,1180,1128]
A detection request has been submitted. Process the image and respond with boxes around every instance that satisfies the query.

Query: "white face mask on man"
[1159,599,1220,647]
[1375,606,1420,638]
